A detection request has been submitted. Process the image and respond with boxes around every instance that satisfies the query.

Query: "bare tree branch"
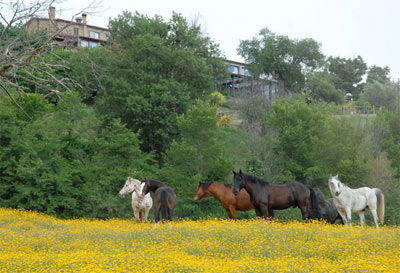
[0,82,32,120]
[0,0,102,103]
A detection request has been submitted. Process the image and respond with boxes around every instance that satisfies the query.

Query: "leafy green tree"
[264,95,375,186]
[160,100,233,218]
[265,95,331,183]
[0,92,156,219]
[69,12,226,160]
[373,109,400,178]
[327,56,367,99]
[238,28,324,92]
[360,81,400,111]
[367,65,391,84]
[305,72,344,104]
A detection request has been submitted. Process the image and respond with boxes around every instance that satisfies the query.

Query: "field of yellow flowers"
[0,207,399,272]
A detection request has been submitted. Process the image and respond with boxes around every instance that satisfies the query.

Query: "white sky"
[56,0,400,80]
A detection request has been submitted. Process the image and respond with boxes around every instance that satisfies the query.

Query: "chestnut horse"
[232,170,321,220]
[141,179,177,223]
[194,182,253,219]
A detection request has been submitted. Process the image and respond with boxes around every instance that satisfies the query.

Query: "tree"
[327,56,367,99]
[373,109,400,178]
[265,95,381,187]
[367,65,391,84]
[0,0,99,118]
[265,95,331,183]
[160,100,233,218]
[238,28,324,92]
[0,92,156,219]
[305,71,344,104]
[360,81,400,111]
[72,12,226,160]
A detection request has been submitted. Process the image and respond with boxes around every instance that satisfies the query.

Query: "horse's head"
[118,177,141,198]
[194,182,207,202]
[232,170,244,196]
[328,175,342,197]
[140,179,151,197]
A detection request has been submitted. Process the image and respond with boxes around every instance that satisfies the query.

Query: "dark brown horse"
[141,179,177,223]
[232,170,321,220]
[194,182,254,219]
[309,188,343,224]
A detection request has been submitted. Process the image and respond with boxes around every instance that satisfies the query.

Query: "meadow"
[1,207,399,273]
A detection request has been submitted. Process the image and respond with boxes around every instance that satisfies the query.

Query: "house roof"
[25,17,109,32]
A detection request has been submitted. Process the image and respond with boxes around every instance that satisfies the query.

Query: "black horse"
[232,170,321,220]
[141,179,177,223]
[309,188,343,224]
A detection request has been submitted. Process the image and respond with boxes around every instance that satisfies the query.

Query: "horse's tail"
[309,187,322,220]
[160,190,168,220]
[373,188,385,225]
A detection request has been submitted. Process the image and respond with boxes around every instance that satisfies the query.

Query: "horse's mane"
[200,182,213,190]
[148,179,166,187]
[313,187,326,204]
[200,182,233,190]
[242,173,271,185]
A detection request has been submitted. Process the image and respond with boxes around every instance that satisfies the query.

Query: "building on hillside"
[223,59,284,100]
[24,8,283,99]
[24,7,109,49]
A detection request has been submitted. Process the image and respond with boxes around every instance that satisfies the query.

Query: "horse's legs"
[168,207,174,221]
[268,209,275,218]
[299,205,309,220]
[358,211,365,228]
[337,210,348,226]
[345,208,352,227]
[138,211,144,222]
[370,208,379,229]
[143,208,150,221]
[254,206,263,217]
[133,209,141,222]
[227,205,237,219]
[261,204,270,220]
[154,208,160,223]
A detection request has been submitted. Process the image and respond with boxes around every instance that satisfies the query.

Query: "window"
[73,28,79,36]
[89,31,99,39]
[81,40,98,48]
[89,41,98,48]
[228,65,239,74]
[81,40,89,47]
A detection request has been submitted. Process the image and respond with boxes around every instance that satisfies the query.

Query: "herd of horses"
[119,171,385,228]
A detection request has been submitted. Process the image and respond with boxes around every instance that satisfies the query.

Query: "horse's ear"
[239,169,242,174]
[232,170,236,175]
[335,174,339,178]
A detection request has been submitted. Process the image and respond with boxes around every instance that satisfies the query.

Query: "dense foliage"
[0,93,156,219]
[1,10,400,224]
[238,28,325,92]
[68,12,227,160]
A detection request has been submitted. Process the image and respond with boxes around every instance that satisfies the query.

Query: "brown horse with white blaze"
[194,182,254,219]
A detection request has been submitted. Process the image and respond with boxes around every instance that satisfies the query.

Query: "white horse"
[328,175,384,228]
[118,177,153,222]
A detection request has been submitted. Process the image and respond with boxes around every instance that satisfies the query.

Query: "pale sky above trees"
[57,0,400,80]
